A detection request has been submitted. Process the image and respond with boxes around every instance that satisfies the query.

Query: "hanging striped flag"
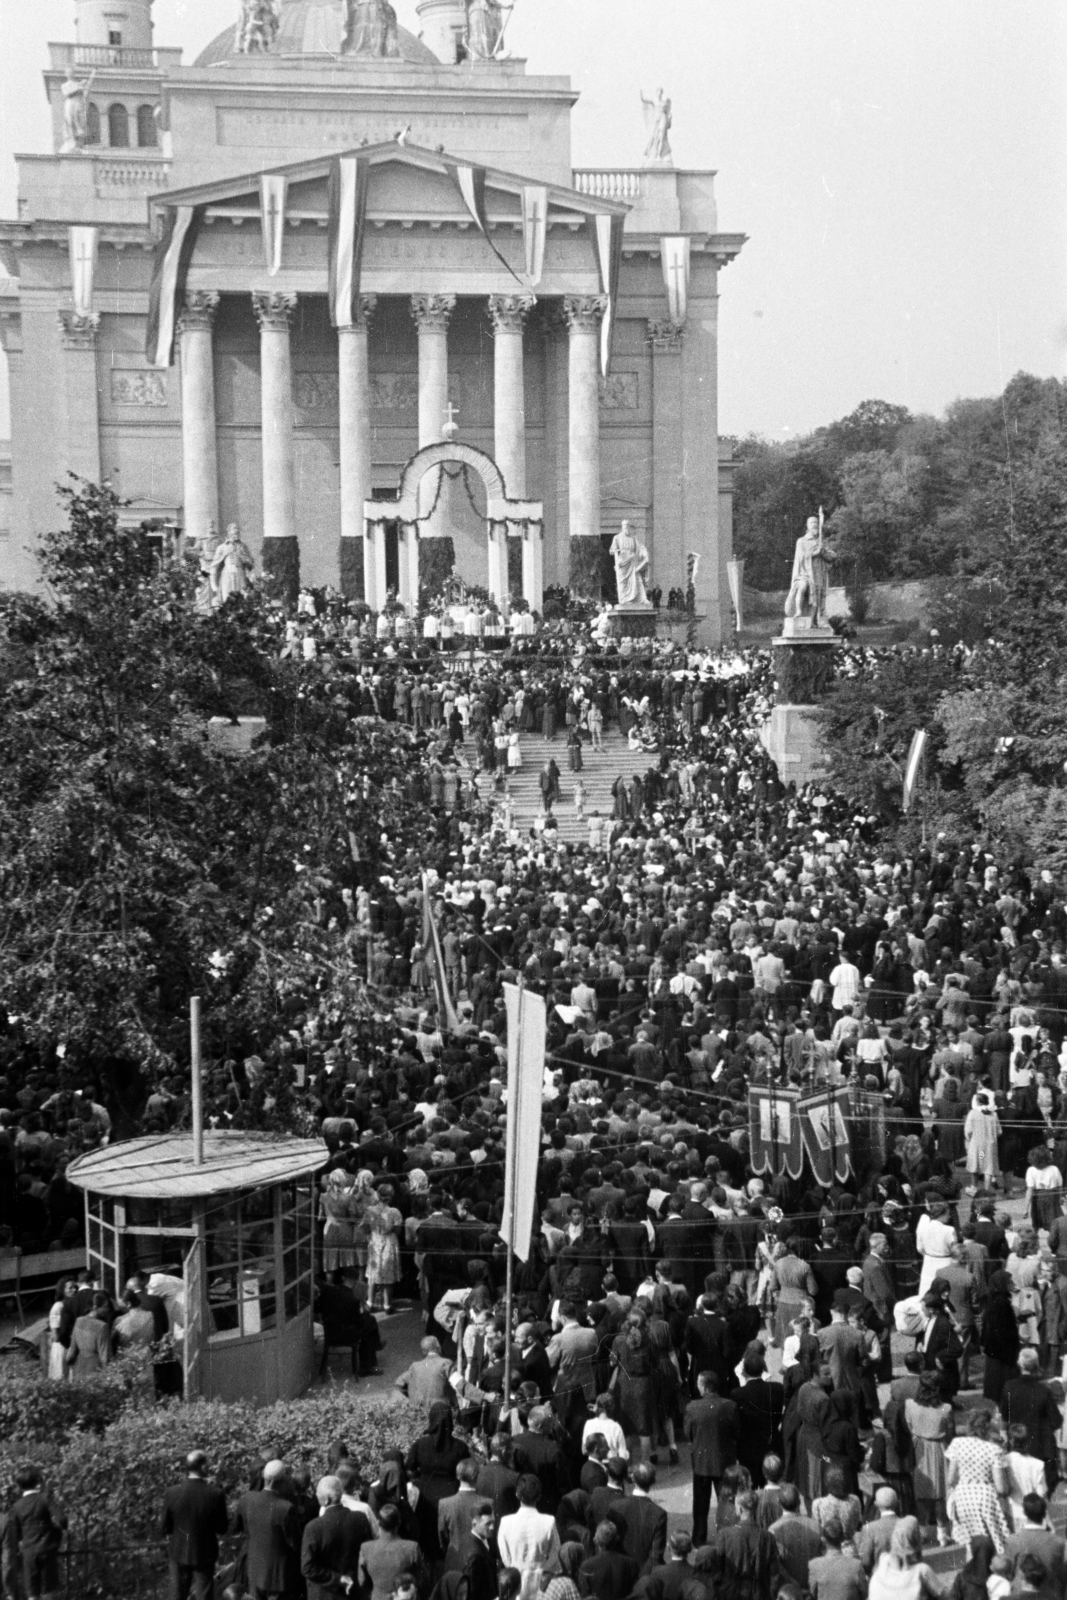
[452,163,523,284]
[327,155,369,328]
[661,234,691,324]
[521,185,548,287]
[145,205,204,368]
[421,873,460,1034]
[902,728,927,812]
[259,172,288,277]
[501,982,546,1263]
[594,212,625,376]
[68,226,99,318]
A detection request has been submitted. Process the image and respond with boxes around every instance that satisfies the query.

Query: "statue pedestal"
[612,602,656,639]
[761,628,839,788]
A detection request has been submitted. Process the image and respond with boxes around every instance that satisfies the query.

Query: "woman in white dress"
[915,1200,957,1295]
[507,730,523,770]
[47,1279,75,1380]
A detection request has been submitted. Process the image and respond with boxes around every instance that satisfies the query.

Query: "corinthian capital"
[252,290,298,330]
[488,293,536,334]
[562,295,609,334]
[410,293,456,333]
[178,290,220,334]
[58,310,100,349]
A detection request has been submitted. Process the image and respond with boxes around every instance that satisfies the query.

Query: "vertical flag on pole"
[594,213,625,377]
[902,729,927,812]
[327,155,369,328]
[521,185,548,287]
[727,557,745,632]
[259,173,288,277]
[68,226,99,318]
[145,206,204,368]
[501,983,546,1263]
[421,874,460,1034]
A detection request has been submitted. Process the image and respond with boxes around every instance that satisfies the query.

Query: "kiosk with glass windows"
[66,1131,325,1403]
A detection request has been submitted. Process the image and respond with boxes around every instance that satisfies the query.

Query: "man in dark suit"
[233,1458,303,1600]
[515,1324,553,1401]
[475,1435,520,1524]
[589,1456,629,1534]
[301,1475,373,1600]
[158,1450,229,1600]
[1000,1351,1064,1487]
[5,1462,68,1600]
[613,1463,668,1575]
[634,1530,700,1600]
[440,1461,484,1568]
[730,1353,785,1488]
[684,1372,739,1546]
[511,1406,570,1515]
[581,1520,641,1600]
[451,1503,498,1600]
[684,1295,730,1396]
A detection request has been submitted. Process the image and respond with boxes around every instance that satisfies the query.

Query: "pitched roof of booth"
[67,1130,327,1199]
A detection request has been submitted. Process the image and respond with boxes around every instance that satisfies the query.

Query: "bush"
[0,1347,155,1449]
[0,1372,424,1547]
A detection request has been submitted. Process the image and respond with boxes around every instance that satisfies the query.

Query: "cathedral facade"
[0,0,745,637]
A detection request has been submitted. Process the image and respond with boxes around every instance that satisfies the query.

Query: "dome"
[196,0,440,67]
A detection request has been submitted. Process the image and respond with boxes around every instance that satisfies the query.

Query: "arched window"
[85,102,101,146]
[136,104,157,147]
[107,103,129,148]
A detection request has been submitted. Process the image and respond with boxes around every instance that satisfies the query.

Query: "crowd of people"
[6,616,1067,1600]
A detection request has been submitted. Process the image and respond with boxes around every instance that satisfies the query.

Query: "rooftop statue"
[641,88,672,163]
[466,0,513,60]
[343,0,401,57]
[237,0,279,53]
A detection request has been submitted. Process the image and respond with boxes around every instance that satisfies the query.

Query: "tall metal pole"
[190,995,204,1167]
[502,979,524,1412]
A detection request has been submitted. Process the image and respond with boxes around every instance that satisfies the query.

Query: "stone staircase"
[477,730,643,843]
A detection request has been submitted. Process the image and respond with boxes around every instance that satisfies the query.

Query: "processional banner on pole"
[748,1085,803,1180]
[799,1087,853,1187]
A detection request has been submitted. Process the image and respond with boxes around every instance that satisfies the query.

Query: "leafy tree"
[0,480,411,1077]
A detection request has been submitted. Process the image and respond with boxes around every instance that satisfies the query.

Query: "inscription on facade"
[217,108,531,153]
[293,372,467,414]
[599,372,639,410]
[111,370,168,407]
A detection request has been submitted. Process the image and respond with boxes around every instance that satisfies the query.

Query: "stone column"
[411,293,456,536]
[563,295,607,591]
[57,311,102,484]
[648,316,685,598]
[252,290,299,604]
[522,520,544,613]
[338,294,377,600]
[178,291,220,546]
[488,293,535,498]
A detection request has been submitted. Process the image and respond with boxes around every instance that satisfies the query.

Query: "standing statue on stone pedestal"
[237,0,279,53]
[192,522,219,615]
[610,520,651,608]
[342,0,401,57]
[784,511,836,630]
[61,69,96,152]
[465,0,513,59]
[210,524,255,604]
[640,88,673,162]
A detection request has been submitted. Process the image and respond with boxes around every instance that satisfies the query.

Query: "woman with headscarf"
[982,1269,1022,1403]
[868,1516,940,1600]
[405,1400,471,1561]
[368,1449,418,1541]
[946,1535,996,1600]
[943,1407,1010,1552]
[823,1390,864,1497]
[542,1542,584,1600]
[903,1371,954,1545]
[933,1077,966,1167]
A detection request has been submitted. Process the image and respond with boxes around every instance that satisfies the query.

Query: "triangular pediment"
[155,140,628,226]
